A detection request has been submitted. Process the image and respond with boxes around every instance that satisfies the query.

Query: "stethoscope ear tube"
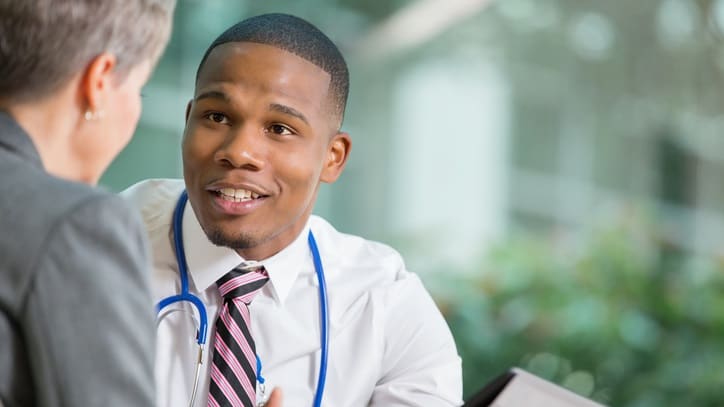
[188,345,204,407]
[309,232,329,407]
[157,190,208,345]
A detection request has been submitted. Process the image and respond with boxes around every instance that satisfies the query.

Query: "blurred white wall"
[389,59,510,267]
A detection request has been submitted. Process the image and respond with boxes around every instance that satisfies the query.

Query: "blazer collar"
[0,111,44,169]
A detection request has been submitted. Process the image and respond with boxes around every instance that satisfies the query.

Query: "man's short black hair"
[196,13,349,126]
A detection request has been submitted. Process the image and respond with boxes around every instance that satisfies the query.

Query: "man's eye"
[269,124,293,135]
[204,112,229,124]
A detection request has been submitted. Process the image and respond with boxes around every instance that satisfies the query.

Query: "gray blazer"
[0,111,155,406]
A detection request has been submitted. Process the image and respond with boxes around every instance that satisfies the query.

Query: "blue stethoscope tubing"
[156,189,329,407]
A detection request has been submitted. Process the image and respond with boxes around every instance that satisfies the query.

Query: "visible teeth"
[218,188,260,202]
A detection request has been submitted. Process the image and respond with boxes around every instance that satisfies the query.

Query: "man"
[0,0,174,406]
[124,13,462,407]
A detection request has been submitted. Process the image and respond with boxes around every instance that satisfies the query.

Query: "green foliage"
[425,209,724,406]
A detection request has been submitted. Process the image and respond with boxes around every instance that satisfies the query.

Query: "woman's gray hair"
[0,0,175,103]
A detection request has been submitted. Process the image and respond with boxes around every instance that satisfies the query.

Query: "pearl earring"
[84,110,105,121]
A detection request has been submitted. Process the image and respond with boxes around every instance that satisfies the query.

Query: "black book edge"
[463,369,517,407]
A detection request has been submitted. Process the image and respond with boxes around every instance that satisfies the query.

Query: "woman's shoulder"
[0,173,144,308]
[3,171,119,233]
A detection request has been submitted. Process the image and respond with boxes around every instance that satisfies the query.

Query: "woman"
[0,1,174,405]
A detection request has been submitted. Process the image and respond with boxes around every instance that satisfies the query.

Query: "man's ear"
[320,131,352,184]
[185,99,193,122]
[80,52,117,114]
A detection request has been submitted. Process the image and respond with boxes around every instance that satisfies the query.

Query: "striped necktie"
[208,264,269,407]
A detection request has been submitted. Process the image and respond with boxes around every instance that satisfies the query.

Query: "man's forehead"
[199,42,331,84]
[195,42,334,115]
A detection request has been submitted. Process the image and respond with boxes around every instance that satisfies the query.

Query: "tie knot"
[216,265,269,304]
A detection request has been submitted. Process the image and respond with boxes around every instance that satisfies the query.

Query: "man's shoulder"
[121,178,185,232]
[310,215,408,282]
[121,178,185,208]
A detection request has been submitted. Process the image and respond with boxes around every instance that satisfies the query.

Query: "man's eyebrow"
[194,90,230,103]
[270,103,309,125]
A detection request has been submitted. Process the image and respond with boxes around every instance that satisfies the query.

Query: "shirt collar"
[182,198,312,305]
[261,221,312,304]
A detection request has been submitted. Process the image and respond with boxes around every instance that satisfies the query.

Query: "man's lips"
[203,183,270,216]
[209,190,267,215]
[205,181,270,200]
[214,187,263,202]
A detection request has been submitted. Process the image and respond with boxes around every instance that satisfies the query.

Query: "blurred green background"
[102,0,724,405]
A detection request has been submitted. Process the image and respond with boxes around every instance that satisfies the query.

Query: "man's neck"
[234,213,313,261]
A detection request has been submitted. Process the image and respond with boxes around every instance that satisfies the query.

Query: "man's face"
[182,42,350,260]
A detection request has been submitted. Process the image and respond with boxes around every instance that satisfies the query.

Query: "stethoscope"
[156,190,329,407]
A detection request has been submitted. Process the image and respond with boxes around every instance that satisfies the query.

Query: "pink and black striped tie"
[208,265,269,407]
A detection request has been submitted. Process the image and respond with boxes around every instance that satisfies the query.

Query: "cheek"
[180,133,195,166]
[276,149,325,194]
[128,101,142,134]
[182,128,213,167]
[116,93,142,143]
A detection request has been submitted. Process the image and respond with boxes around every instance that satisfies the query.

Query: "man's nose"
[213,124,266,171]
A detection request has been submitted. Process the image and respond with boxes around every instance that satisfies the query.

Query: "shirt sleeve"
[21,194,156,406]
[370,273,463,406]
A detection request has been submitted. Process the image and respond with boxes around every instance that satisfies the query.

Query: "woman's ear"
[80,52,117,116]
[320,131,352,184]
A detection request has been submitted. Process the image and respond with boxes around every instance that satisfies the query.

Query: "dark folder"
[464,367,607,407]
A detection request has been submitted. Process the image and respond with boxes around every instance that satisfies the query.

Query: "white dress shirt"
[122,179,463,407]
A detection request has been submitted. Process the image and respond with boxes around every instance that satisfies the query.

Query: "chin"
[206,228,257,251]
